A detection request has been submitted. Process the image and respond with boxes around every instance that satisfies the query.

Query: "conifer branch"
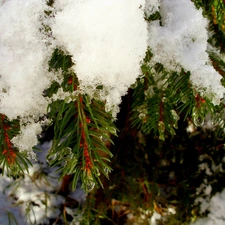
[0,114,31,175]
[46,49,116,191]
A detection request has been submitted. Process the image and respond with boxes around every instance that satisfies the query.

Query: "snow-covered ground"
[190,189,225,225]
[0,142,86,225]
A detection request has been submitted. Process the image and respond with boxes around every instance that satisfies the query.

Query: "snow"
[145,0,160,17]
[190,189,225,225]
[51,0,148,116]
[150,211,162,225]
[0,141,86,224]
[0,176,25,224]
[0,0,148,150]
[147,0,225,105]
[0,0,6,6]
[12,122,42,157]
[0,0,55,155]
[190,150,225,225]
[0,0,52,120]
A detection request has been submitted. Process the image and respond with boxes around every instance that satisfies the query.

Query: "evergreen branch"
[0,114,31,176]
[208,51,225,78]
[131,51,183,139]
[131,46,218,140]
[211,0,225,35]
[46,49,116,192]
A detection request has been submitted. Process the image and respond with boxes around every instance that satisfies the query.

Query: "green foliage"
[77,109,225,224]
[46,49,116,192]
[6,211,20,225]
[0,115,32,176]
[130,48,216,141]
[210,0,225,34]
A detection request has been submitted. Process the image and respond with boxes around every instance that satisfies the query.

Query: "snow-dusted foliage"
[147,0,224,105]
[1,1,225,223]
[145,0,160,17]
[51,0,148,115]
[0,0,225,169]
[0,0,149,150]
[0,0,54,154]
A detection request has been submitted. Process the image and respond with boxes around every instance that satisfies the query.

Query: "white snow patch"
[0,0,55,152]
[0,176,25,224]
[150,211,162,225]
[51,0,148,115]
[191,189,225,225]
[0,142,66,224]
[12,122,42,155]
[0,0,53,119]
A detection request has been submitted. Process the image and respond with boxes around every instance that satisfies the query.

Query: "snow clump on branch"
[147,0,225,105]
[0,0,52,120]
[51,0,148,116]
